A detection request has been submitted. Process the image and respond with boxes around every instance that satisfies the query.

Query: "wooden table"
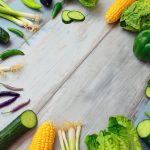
[0,0,149,149]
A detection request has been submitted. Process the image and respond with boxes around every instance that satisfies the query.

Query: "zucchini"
[137,119,150,147]
[68,11,85,21]
[0,27,10,44]
[62,10,72,24]
[0,110,37,150]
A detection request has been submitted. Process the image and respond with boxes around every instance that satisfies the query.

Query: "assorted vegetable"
[0,49,24,60]
[0,27,10,44]
[0,110,38,150]
[79,0,98,7]
[52,2,63,19]
[2,99,31,114]
[145,80,150,98]
[85,115,142,150]
[105,0,135,24]
[8,28,29,44]
[28,121,55,150]
[0,83,24,91]
[120,0,150,32]
[21,0,42,10]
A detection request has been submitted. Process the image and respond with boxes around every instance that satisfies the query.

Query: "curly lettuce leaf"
[108,116,142,150]
[84,134,99,150]
[120,0,150,32]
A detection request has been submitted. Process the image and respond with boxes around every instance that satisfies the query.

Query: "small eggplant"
[0,96,19,108]
[0,91,20,97]
[40,0,52,7]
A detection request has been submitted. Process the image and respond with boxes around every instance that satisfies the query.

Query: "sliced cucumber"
[68,11,85,21]
[145,86,150,99]
[0,110,37,150]
[62,10,72,24]
[137,119,150,147]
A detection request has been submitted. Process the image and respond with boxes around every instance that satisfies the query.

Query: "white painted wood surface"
[0,0,149,149]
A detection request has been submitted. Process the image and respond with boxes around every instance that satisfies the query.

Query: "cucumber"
[0,110,37,150]
[137,119,150,147]
[68,11,85,21]
[145,86,150,99]
[62,10,72,24]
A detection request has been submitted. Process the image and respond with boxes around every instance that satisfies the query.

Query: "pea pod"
[8,28,29,45]
[52,2,63,19]
[0,49,25,60]
[21,0,42,9]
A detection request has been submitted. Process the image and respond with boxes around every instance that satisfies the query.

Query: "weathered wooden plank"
[0,0,114,147]
[13,25,150,149]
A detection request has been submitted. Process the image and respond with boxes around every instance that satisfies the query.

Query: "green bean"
[8,28,29,45]
[0,49,25,60]
[52,2,63,19]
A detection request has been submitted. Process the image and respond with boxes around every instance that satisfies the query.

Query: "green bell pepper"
[133,30,150,62]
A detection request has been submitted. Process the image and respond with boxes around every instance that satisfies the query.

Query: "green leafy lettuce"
[84,116,142,150]
[120,0,150,32]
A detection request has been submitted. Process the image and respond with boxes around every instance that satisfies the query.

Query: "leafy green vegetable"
[120,0,150,32]
[84,116,142,150]
[84,134,99,150]
[79,0,98,8]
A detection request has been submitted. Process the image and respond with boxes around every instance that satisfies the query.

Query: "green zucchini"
[67,11,85,21]
[145,112,150,118]
[137,119,150,148]
[0,27,10,44]
[0,110,37,150]
[62,10,72,24]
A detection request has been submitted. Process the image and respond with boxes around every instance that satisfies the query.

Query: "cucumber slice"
[0,110,37,150]
[62,10,72,24]
[145,86,150,99]
[137,119,150,147]
[68,11,85,21]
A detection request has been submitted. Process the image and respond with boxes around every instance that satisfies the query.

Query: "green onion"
[0,6,41,20]
[62,130,69,150]
[68,127,76,150]
[75,125,82,150]
[58,130,66,150]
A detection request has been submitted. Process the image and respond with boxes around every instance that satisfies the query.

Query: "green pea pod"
[0,49,25,60]
[21,0,42,9]
[8,28,29,45]
[52,2,63,19]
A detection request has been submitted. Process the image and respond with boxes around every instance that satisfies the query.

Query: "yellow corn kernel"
[28,122,55,150]
[105,0,136,23]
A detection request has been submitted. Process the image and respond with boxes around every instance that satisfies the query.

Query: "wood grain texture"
[13,25,150,149]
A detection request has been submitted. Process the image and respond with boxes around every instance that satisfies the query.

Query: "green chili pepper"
[0,49,25,60]
[8,28,29,45]
[52,2,63,19]
[133,29,150,62]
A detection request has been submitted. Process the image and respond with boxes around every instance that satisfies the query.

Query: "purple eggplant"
[40,0,52,7]
[0,96,19,108]
[0,91,20,97]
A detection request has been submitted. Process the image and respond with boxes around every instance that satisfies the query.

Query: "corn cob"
[28,121,55,150]
[105,0,136,23]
